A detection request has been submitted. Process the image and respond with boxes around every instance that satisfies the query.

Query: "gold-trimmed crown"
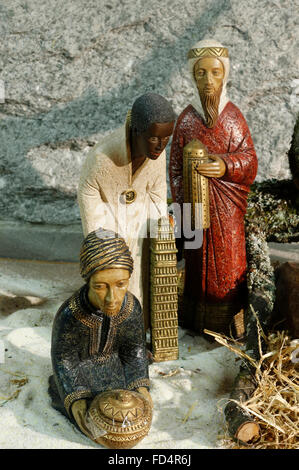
[187,46,229,60]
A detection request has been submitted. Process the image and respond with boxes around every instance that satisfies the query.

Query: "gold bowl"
[88,389,152,449]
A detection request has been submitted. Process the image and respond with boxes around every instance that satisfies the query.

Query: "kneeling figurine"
[48,228,152,448]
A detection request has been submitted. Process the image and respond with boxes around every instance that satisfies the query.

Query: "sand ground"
[1,241,298,449]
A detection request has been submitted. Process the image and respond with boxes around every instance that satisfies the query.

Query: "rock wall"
[0,0,298,225]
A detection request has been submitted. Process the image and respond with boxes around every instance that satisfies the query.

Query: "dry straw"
[205,311,299,449]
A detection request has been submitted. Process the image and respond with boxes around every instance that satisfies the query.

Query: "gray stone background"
[0,0,298,245]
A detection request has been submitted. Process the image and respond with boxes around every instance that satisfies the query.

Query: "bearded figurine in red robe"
[170,39,258,336]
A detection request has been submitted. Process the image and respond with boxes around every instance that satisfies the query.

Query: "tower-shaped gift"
[183,139,211,230]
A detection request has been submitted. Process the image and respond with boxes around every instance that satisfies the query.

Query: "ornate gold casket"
[88,389,152,449]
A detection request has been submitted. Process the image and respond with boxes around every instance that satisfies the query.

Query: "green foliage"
[245,179,299,243]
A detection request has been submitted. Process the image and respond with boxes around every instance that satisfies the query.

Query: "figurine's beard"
[199,84,223,128]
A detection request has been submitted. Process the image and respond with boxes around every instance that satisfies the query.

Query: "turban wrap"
[80,228,134,281]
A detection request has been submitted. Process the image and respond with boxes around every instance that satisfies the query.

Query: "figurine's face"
[193,57,224,128]
[137,121,174,160]
[88,268,130,316]
[194,57,224,95]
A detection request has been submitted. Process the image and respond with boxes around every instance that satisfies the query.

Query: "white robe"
[77,118,167,323]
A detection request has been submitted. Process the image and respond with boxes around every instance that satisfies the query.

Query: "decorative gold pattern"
[127,378,150,390]
[70,293,101,328]
[99,430,148,442]
[112,292,135,326]
[88,389,152,448]
[99,391,144,421]
[89,323,100,356]
[187,46,229,59]
[120,189,137,205]
[69,290,135,363]
[94,323,117,364]
[90,390,151,433]
[150,217,179,362]
[70,290,134,329]
[80,230,134,280]
[64,390,93,416]
[183,139,211,229]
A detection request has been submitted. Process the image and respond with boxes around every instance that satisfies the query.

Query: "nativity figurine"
[48,228,152,448]
[169,39,258,336]
[77,93,175,330]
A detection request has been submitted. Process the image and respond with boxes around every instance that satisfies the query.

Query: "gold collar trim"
[69,289,135,329]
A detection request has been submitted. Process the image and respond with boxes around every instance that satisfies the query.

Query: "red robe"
[169,102,258,334]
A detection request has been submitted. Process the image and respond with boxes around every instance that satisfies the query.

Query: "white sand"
[0,258,241,449]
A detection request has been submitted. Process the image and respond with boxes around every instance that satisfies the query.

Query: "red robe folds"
[169,102,258,334]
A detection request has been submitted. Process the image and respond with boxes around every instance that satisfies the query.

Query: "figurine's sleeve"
[119,298,150,391]
[51,308,93,417]
[147,151,168,221]
[169,117,185,206]
[220,113,258,186]
[77,151,105,237]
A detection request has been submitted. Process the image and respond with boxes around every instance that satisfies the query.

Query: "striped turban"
[80,228,134,281]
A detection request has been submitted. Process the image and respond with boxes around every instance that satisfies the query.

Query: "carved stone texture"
[0,1,297,228]
[274,262,299,338]
[150,217,179,362]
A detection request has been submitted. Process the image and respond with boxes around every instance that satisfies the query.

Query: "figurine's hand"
[136,387,153,409]
[196,155,226,178]
[71,399,94,440]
